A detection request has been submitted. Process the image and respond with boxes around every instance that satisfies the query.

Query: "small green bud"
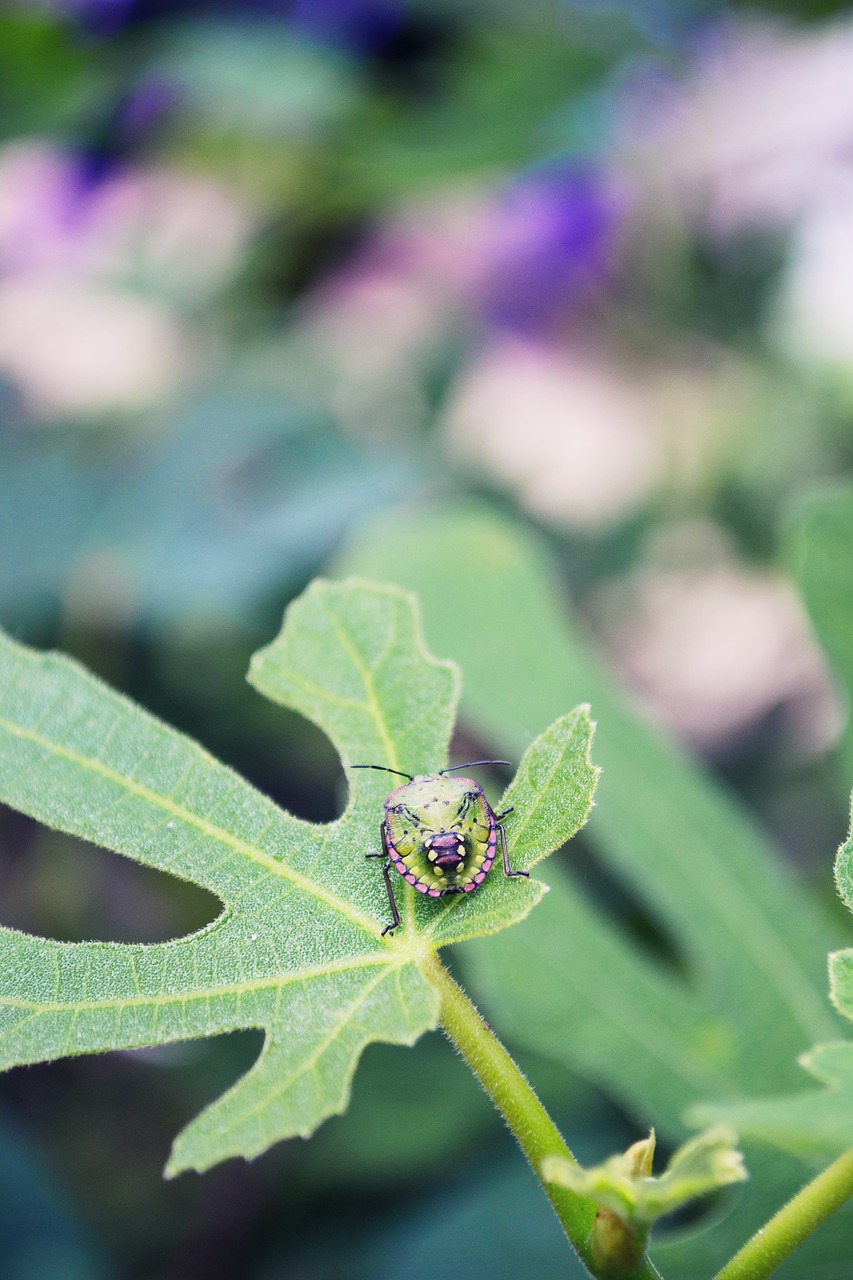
[620,1130,656,1180]
[590,1204,649,1278]
[542,1127,746,1278]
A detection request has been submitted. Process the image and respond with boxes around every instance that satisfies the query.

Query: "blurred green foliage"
[2,0,853,1277]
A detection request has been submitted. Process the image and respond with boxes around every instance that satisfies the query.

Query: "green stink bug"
[354,761,529,936]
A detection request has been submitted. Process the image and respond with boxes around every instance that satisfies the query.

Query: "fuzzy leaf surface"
[0,578,597,1175]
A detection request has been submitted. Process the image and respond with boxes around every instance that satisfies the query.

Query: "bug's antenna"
[352,764,414,781]
[439,760,511,774]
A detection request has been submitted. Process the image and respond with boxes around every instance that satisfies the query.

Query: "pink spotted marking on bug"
[355,761,530,937]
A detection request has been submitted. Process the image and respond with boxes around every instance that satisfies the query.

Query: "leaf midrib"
[324,605,400,768]
[323,602,423,938]
[0,951,395,1018]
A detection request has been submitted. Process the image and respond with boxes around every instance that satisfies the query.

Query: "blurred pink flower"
[621,19,853,235]
[592,533,841,755]
[0,140,253,297]
[302,199,473,376]
[297,176,626,436]
[0,143,85,276]
[0,140,253,416]
[293,190,491,435]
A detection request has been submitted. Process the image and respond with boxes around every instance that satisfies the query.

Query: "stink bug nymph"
[354,761,529,936]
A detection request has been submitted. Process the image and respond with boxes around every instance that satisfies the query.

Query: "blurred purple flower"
[113,78,180,146]
[52,0,136,36]
[0,146,92,276]
[289,0,404,52]
[50,0,405,45]
[67,77,180,187]
[475,165,627,334]
[617,17,853,235]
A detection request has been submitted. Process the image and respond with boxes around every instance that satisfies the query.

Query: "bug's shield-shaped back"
[383,774,496,897]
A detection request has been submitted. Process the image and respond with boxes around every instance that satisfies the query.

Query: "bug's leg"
[371,822,400,936]
[498,820,528,879]
[380,861,401,936]
[366,820,391,858]
[495,806,514,821]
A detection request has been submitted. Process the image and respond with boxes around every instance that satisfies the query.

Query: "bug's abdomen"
[385,819,496,898]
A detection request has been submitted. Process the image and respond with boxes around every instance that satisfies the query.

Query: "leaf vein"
[322,605,398,770]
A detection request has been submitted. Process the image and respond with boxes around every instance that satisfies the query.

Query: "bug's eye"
[391,804,418,824]
[456,792,475,818]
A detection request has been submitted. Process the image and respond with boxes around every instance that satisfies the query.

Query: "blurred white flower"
[82,167,254,300]
[621,19,853,234]
[771,174,853,369]
[442,339,666,530]
[593,531,841,754]
[0,279,187,417]
[442,334,802,531]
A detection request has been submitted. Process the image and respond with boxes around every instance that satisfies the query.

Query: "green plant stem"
[420,950,662,1280]
[713,1148,853,1280]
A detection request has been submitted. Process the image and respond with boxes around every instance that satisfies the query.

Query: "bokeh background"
[2,0,853,1277]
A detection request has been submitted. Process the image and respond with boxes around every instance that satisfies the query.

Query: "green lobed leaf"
[339,505,840,1102]
[0,578,597,1175]
[338,501,848,1278]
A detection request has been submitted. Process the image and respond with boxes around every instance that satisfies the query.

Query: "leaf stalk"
[713,1147,853,1280]
[419,951,662,1280]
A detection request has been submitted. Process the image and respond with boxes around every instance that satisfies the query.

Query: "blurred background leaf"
[0,1107,108,1280]
[786,485,853,779]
